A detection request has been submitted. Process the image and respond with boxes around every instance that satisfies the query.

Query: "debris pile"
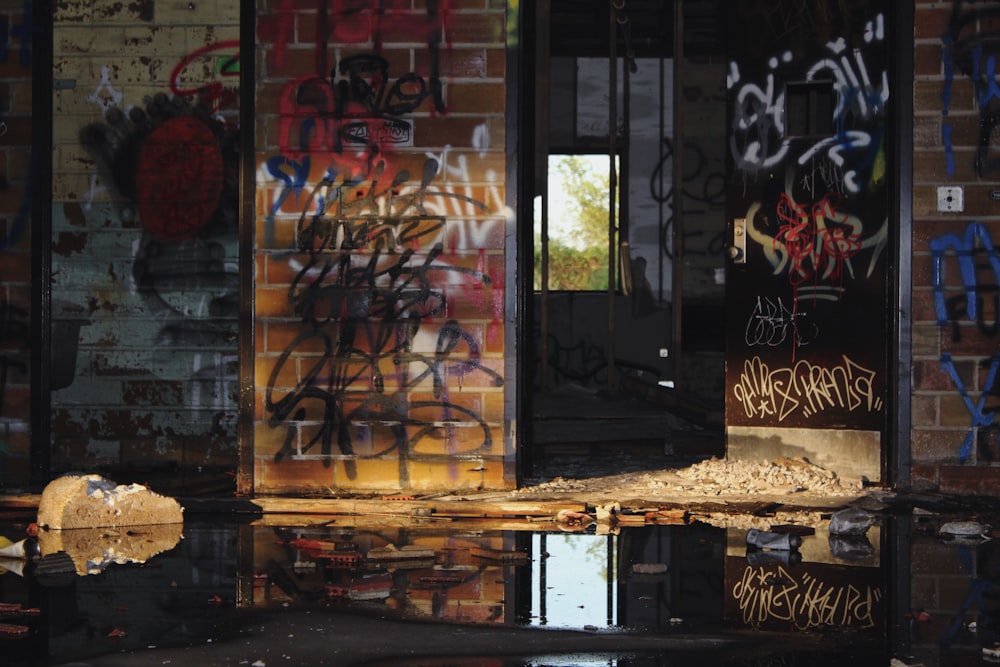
[515,456,862,500]
[671,457,861,496]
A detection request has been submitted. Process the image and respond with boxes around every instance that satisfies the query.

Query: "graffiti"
[80,96,231,237]
[731,564,882,630]
[536,331,609,387]
[745,188,888,301]
[265,161,502,478]
[940,352,1000,463]
[728,13,888,194]
[135,116,225,241]
[931,223,1000,461]
[169,40,241,114]
[744,296,818,349]
[931,222,1000,326]
[258,0,452,76]
[943,1,1000,177]
[78,89,241,423]
[85,64,124,113]
[732,354,882,421]
[650,137,727,259]
[278,52,446,168]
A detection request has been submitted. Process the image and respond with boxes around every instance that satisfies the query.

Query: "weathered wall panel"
[253,1,512,494]
[50,1,240,478]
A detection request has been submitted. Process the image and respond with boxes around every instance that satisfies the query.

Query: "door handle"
[730,217,746,264]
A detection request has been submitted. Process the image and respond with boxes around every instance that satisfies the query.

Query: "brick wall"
[50,1,240,477]
[912,1,1000,494]
[0,3,33,489]
[252,1,512,494]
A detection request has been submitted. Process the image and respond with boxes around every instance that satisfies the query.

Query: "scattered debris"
[0,623,29,638]
[469,547,529,563]
[746,528,802,551]
[555,509,594,528]
[829,535,876,562]
[829,507,876,536]
[939,521,991,541]
[594,502,620,523]
[631,563,668,575]
[366,544,436,563]
[37,474,183,529]
[0,537,39,560]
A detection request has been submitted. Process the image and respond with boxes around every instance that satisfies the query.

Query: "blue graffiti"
[930,222,1000,325]
[943,1,1000,176]
[941,352,1000,463]
[264,155,311,247]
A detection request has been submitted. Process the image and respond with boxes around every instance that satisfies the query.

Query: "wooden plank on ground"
[252,497,587,518]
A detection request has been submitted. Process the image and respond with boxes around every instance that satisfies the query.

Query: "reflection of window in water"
[531,532,617,628]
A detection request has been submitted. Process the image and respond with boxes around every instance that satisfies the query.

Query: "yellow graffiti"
[732,354,883,421]
[731,565,882,630]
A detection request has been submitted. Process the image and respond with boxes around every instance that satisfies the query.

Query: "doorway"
[525,0,728,476]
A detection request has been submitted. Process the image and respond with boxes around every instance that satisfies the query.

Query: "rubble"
[515,456,863,501]
[37,473,183,530]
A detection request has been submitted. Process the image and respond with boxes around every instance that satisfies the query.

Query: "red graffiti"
[259,0,452,71]
[169,40,241,112]
[135,117,224,241]
[774,192,862,289]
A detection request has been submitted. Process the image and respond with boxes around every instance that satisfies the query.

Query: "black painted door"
[724,1,892,481]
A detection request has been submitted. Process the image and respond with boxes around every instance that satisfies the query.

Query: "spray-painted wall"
[0,2,34,489]
[50,2,240,476]
[912,0,1000,493]
[723,2,891,482]
[252,1,512,494]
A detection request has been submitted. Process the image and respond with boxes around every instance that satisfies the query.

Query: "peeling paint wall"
[0,2,34,488]
[50,1,240,475]
[252,1,512,494]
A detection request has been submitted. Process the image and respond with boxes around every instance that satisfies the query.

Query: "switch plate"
[937,185,964,212]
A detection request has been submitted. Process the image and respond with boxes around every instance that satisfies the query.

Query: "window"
[534,153,619,291]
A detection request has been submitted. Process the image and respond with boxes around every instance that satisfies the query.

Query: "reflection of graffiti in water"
[266,159,502,481]
[732,564,882,630]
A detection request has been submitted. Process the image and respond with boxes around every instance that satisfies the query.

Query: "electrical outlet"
[937,185,964,212]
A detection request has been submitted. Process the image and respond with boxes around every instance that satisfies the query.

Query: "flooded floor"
[2,494,999,667]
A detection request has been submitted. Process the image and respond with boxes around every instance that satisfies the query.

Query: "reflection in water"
[2,510,998,665]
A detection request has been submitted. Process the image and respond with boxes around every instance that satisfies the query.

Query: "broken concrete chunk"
[37,474,184,530]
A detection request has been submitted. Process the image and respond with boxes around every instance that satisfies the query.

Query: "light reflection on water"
[1,510,998,666]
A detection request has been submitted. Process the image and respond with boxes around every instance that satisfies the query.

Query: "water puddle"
[0,506,996,666]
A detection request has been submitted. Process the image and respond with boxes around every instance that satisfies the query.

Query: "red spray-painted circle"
[135,116,224,241]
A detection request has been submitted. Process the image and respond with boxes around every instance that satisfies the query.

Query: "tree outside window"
[534,154,618,291]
